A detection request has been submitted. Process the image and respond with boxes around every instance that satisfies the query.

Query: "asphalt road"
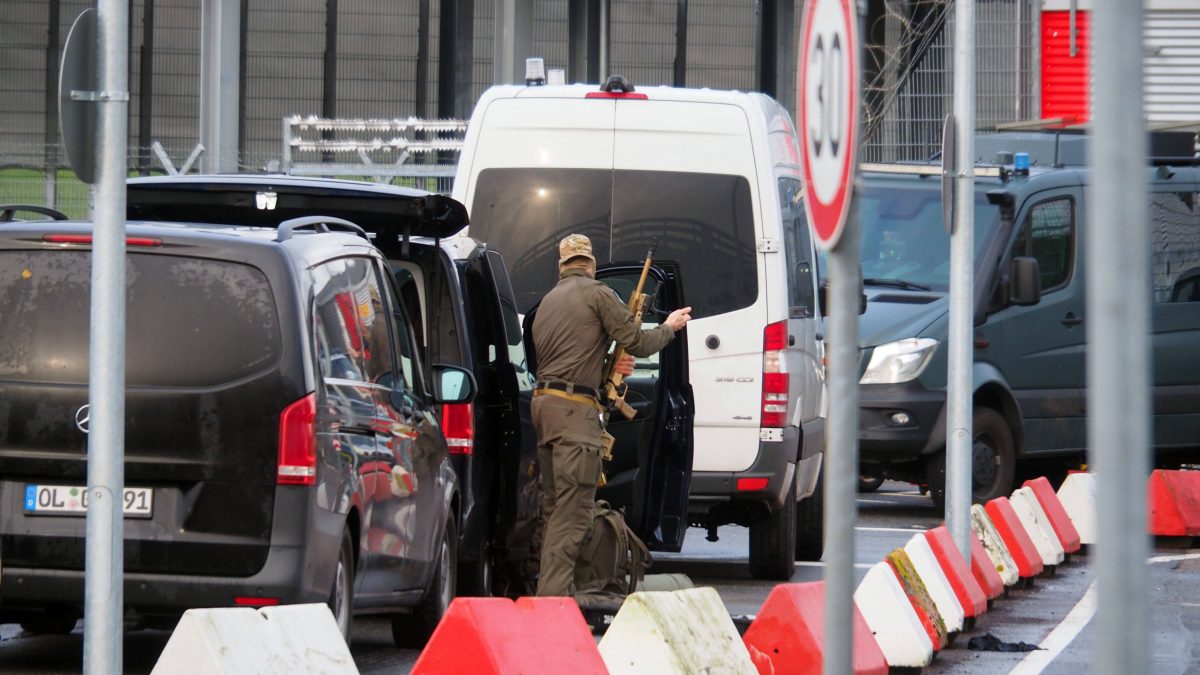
[2,482,1198,674]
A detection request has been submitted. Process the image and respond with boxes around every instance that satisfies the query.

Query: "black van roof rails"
[276,215,371,242]
[859,163,1003,178]
[982,123,1199,167]
[0,204,70,222]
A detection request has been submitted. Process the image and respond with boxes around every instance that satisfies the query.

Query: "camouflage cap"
[558,233,596,265]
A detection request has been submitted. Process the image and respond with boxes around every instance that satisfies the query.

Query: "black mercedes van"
[0,203,475,646]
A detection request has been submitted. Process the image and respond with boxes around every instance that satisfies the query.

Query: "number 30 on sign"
[798,0,858,251]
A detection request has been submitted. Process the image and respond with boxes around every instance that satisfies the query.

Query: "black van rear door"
[595,262,693,552]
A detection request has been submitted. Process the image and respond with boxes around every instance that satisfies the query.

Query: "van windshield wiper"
[863,277,932,292]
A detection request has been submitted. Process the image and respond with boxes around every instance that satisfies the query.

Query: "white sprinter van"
[451,77,826,580]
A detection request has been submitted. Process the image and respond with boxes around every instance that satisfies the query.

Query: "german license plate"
[24,484,153,518]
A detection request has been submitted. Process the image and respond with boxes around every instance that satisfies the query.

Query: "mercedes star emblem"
[75,404,90,434]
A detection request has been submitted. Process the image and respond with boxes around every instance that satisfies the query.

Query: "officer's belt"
[534,381,604,412]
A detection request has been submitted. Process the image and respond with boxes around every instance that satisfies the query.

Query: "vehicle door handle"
[1061,312,1083,327]
[340,425,377,437]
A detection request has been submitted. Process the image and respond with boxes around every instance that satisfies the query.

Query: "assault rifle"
[601,243,657,422]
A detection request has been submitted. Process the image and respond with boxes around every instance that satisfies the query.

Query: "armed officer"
[531,233,691,598]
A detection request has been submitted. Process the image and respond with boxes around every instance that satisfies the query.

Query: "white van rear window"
[469,168,757,318]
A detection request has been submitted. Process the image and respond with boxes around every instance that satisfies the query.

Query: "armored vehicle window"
[1149,191,1200,303]
[0,251,279,387]
[825,183,999,292]
[1010,198,1074,292]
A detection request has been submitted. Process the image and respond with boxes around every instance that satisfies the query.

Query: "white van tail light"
[761,321,789,428]
[442,402,475,455]
[277,393,317,485]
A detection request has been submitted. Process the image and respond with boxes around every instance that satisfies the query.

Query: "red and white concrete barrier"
[1023,476,1082,554]
[412,597,606,675]
[1148,469,1200,536]
[969,534,1007,601]
[923,525,989,618]
[151,604,357,675]
[985,497,1045,579]
[1010,486,1066,568]
[903,533,966,633]
[970,503,1020,587]
[854,561,934,669]
[599,587,757,674]
[885,549,949,652]
[1057,472,1098,545]
[742,582,888,675]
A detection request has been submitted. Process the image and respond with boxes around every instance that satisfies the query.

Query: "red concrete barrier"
[411,597,607,675]
[923,526,988,618]
[886,549,948,652]
[969,535,1005,600]
[743,582,888,675]
[985,497,1045,579]
[1023,477,1082,554]
[1148,469,1200,536]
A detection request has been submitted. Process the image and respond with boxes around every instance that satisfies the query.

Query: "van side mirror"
[431,364,477,404]
[818,278,868,316]
[1009,256,1042,306]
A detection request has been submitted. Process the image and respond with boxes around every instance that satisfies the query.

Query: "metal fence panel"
[863,0,1037,162]
[2,0,1040,208]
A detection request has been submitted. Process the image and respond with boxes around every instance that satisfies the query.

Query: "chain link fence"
[2,0,1040,213]
[862,0,1038,163]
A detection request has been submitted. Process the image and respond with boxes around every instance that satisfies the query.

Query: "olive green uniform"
[532,267,674,597]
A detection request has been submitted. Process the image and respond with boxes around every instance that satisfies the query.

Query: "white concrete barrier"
[853,561,935,669]
[1011,486,1066,567]
[151,604,357,675]
[1057,472,1098,545]
[598,587,756,674]
[971,503,1020,587]
[903,533,965,633]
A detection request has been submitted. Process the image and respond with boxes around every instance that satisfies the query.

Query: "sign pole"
[83,0,129,672]
[798,0,859,673]
[823,190,860,675]
[946,0,976,561]
[1090,0,1150,671]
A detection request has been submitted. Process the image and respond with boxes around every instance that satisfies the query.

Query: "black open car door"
[593,261,693,552]
[522,263,693,551]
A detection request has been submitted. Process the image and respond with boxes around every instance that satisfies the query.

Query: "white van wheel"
[748,480,797,580]
[795,476,824,561]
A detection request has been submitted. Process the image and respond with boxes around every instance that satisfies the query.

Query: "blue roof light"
[1013,152,1031,174]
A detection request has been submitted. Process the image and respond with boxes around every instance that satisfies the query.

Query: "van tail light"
[761,321,789,428]
[278,393,317,485]
[442,402,474,455]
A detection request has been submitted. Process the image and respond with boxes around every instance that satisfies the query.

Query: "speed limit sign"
[799,0,859,251]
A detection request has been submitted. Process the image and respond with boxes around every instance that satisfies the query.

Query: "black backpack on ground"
[574,500,651,609]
